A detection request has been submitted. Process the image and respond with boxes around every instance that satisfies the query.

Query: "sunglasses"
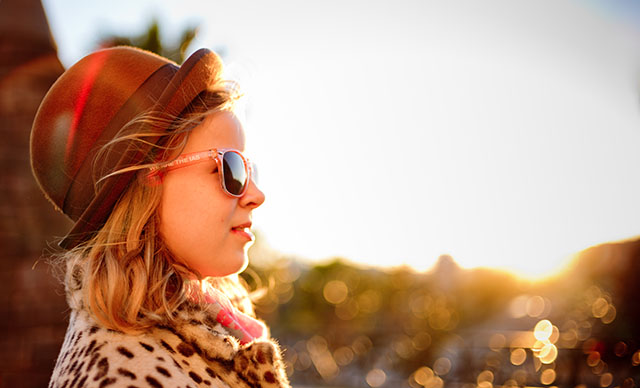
[147,148,255,197]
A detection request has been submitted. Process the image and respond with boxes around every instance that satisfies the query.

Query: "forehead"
[183,110,246,153]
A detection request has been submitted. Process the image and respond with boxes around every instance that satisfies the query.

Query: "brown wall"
[0,0,72,386]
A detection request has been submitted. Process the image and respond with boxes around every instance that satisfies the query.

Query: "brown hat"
[30,46,223,249]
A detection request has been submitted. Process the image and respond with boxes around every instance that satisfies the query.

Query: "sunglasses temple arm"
[147,150,217,176]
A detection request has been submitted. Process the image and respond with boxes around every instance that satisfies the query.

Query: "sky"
[42,0,640,279]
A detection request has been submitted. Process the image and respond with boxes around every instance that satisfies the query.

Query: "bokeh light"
[306,335,339,381]
[526,296,546,317]
[333,346,354,366]
[366,369,386,387]
[632,351,640,366]
[540,368,556,385]
[433,357,451,376]
[538,343,558,364]
[477,370,494,385]
[413,366,434,386]
[592,297,609,318]
[510,348,527,366]
[600,372,613,387]
[323,280,348,304]
[534,320,553,341]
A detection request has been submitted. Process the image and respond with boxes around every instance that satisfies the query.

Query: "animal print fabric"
[49,306,291,388]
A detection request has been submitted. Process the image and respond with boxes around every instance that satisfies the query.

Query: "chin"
[234,252,250,274]
[235,261,249,276]
[205,252,248,278]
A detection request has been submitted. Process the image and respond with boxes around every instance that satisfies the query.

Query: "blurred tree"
[99,18,198,63]
[247,240,640,388]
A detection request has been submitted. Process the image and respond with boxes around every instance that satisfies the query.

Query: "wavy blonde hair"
[55,84,255,333]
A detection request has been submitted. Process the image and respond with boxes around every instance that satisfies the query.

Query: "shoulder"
[49,308,290,388]
[49,309,207,388]
[157,305,291,387]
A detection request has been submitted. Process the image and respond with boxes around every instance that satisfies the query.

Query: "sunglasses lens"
[222,151,247,195]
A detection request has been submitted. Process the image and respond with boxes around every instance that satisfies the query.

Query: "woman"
[30,46,290,387]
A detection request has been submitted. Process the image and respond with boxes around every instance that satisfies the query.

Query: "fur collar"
[51,282,291,387]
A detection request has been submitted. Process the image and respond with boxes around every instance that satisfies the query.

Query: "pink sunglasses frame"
[147,148,254,197]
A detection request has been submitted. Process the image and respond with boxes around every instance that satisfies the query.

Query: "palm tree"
[99,18,199,63]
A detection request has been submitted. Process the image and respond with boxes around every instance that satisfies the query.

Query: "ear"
[141,168,165,187]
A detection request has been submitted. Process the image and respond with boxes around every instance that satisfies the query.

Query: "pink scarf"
[198,286,266,345]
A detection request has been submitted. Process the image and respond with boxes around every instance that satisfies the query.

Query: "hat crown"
[30,46,176,213]
[29,46,222,248]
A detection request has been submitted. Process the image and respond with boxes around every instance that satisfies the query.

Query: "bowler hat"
[30,46,223,249]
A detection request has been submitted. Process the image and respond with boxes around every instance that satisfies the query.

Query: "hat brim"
[60,48,222,249]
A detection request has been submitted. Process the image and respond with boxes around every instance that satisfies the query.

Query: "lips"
[231,222,254,241]
[232,221,252,231]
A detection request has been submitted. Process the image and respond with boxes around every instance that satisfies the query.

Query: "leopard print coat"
[49,296,291,388]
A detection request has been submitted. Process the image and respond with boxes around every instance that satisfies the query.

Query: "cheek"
[161,182,205,231]
[158,175,234,253]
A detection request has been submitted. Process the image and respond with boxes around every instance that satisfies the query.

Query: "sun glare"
[195,0,640,286]
[452,253,578,281]
[394,245,580,281]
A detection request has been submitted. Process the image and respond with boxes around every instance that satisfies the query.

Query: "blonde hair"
[55,83,255,333]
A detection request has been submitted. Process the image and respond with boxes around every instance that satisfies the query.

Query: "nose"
[240,177,265,209]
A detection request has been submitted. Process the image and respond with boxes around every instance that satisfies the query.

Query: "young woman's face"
[158,111,265,278]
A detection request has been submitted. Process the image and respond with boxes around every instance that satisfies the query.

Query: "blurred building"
[0,0,71,386]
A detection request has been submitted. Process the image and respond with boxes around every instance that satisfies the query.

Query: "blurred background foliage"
[99,18,198,64]
[244,237,640,388]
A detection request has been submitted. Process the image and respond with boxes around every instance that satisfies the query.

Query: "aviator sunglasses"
[147,148,255,197]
